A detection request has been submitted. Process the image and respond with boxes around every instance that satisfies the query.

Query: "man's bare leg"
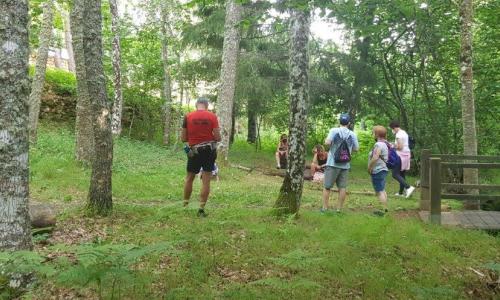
[322,189,331,210]
[183,172,196,206]
[275,152,281,168]
[336,188,347,211]
[199,171,212,209]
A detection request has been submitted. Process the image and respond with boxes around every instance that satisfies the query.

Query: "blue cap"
[339,113,350,125]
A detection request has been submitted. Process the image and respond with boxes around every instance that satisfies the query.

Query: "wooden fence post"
[429,157,442,225]
[420,149,431,210]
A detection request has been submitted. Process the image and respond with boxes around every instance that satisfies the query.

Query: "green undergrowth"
[8,124,500,299]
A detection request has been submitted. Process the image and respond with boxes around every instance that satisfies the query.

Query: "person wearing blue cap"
[321,113,359,213]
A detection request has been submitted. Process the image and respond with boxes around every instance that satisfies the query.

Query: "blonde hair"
[373,125,387,139]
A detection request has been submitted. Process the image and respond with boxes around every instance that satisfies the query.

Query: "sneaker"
[319,208,328,214]
[276,165,281,169]
[405,186,415,198]
[197,209,207,217]
[394,193,404,197]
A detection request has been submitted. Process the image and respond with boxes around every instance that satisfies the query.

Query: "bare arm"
[213,128,222,142]
[395,138,404,151]
[368,147,381,173]
[181,128,188,143]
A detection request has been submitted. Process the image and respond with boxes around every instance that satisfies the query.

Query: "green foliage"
[44,68,77,96]
[24,125,500,298]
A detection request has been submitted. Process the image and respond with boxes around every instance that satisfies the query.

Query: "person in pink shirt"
[389,121,415,198]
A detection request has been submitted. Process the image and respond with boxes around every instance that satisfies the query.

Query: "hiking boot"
[405,186,415,198]
[373,210,386,217]
[197,209,207,217]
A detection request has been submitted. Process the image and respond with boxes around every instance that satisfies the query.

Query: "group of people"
[318,114,415,215]
[182,97,414,217]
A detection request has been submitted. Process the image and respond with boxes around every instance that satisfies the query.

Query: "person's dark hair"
[389,120,400,129]
[196,97,209,108]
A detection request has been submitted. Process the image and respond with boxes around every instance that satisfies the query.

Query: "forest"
[1,0,499,299]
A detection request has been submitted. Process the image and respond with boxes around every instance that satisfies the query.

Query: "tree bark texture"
[247,108,257,143]
[0,0,32,250]
[71,0,95,163]
[109,0,123,136]
[28,0,54,143]
[63,9,75,73]
[274,9,310,215]
[459,0,479,210]
[83,0,113,215]
[161,3,173,145]
[216,0,242,162]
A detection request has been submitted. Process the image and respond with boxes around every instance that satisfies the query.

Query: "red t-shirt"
[183,110,219,146]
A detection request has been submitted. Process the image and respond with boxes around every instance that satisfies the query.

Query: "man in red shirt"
[181,97,221,217]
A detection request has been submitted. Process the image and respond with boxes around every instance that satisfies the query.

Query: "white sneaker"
[405,186,415,198]
[394,193,404,197]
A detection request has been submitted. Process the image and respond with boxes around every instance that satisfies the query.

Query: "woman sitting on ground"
[311,144,328,182]
[275,134,289,169]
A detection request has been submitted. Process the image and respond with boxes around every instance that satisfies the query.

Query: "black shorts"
[187,146,217,174]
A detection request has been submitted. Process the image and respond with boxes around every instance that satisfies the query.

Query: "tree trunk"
[247,107,257,143]
[83,0,114,215]
[161,3,173,145]
[53,47,63,69]
[459,0,479,210]
[216,0,242,162]
[72,0,94,163]
[0,0,32,250]
[63,9,75,73]
[274,8,310,216]
[230,105,236,144]
[109,0,123,136]
[28,0,54,143]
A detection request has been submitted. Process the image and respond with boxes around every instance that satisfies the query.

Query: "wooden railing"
[419,149,500,224]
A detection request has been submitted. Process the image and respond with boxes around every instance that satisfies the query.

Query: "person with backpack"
[321,114,359,212]
[368,126,390,215]
[389,120,415,198]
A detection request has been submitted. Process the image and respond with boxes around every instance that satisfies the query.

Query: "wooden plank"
[441,162,500,169]
[429,158,442,224]
[478,213,499,226]
[420,149,431,211]
[432,154,500,161]
[441,194,500,201]
[441,183,500,191]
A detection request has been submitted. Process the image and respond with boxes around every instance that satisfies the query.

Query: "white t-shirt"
[395,129,410,152]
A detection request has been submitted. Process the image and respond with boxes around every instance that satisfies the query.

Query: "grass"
[18,124,500,299]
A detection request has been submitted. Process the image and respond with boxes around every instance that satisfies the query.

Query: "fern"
[270,249,324,270]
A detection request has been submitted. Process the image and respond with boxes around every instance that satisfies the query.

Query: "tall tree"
[274,7,310,215]
[459,0,479,209]
[62,8,76,73]
[83,0,114,215]
[216,0,242,162]
[0,0,32,250]
[28,0,54,143]
[109,0,124,135]
[71,0,94,163]
[160,2,173,145]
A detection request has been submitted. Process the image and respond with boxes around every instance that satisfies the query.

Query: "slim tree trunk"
[83,0,113,215]
[161,3,173,145]
[63,9,75,72]
[0,0,32,250]
[28,0,54,143]
[274,8,310,216]
[72,0,94,163]
[54,47,63,68]
[247,107,257,143]
[216,0,242,162]
[459,0,479,210]
[109,0,123,136]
